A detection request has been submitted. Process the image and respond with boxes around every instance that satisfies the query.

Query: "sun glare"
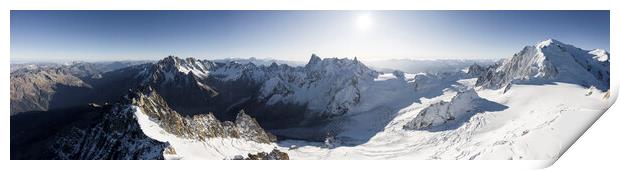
[356,14,373,31]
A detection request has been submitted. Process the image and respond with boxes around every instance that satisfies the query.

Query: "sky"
[11,10,610,62]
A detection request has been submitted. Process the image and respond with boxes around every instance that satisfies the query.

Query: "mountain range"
[10,39,613,160]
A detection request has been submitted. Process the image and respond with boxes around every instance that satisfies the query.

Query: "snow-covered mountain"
[476,39,610,91]
[124,54,380,128]
[10,39,614,161]
[275,39,612,161]
[257,55,379,118]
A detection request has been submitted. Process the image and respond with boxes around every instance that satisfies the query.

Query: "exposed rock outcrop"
[404,90,481,130]
[233,149,290,160]
[52,105,168,159]
[130,86,276,143]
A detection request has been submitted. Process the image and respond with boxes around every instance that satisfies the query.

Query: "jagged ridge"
[130,86,276,143]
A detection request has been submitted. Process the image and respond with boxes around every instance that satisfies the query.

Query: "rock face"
[130,86,276,143]
[475,39,610,91]
[234,149,290,160]
[10,66,92,115]
[10,103,168,160]
[466,63,493,77]
[404,90,481,130]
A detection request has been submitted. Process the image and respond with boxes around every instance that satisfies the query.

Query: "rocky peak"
[466,63,485,76]
[268,62,279,69]
[254,54,382,119]
[234,110,277,143]
[304,54,377,79]
[536,38,566,49]
[308,54,322,66]
[155,56,216,78]
[136,57,219,104]
[159,56,182,67]
[235,110,251,121]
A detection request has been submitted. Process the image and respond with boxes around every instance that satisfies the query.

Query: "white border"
[2,0,617,170]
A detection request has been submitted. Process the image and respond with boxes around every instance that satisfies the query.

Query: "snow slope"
[277,79,612,160]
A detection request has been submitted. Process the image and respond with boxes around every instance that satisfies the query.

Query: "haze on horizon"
[11,10,610,62]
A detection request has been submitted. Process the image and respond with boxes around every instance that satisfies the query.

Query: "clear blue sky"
[11,10,609,62]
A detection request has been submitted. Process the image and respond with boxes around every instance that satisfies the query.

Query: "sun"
[356,14,373,31]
